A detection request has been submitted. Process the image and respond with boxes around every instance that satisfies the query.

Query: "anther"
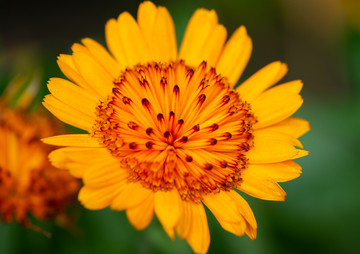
[181,136,188,143]
[178,119,184,125]
[169,111,175,118]
[145,141,153,149]
[127,121,138,130]
[129,142,137,149]
[164,131,170,138]
[222,95,230,104]
[221,161,228,168]
[224,132,232,139]
[210,138,217,145]
[157,113,164,121]
[198,94,206,104]
[122,97,132,105]
[142,98,150,110]
[160,76,167,86]
[186,155,193,162]
[193,124,200,132]
[205,164,213,170]
[187,69,194,77]
[173,85,180,95]
[146,128,153,135]
[112,87,120,94]
[210,123,219,131]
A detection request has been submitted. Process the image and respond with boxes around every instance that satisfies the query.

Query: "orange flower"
[0,74,80,233]
[43,1,309,252]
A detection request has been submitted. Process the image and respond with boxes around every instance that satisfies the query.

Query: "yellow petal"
[252,87,303,129]
[48,147,113,177]
[184,203,210,254]
[126,194,154,230]
[117,12,151,66]
[259,117,310,138]
[203,190,246,236]
[83,160,127,188]
[81,38,123,78]
[238,165,287,201]
[43,95,94,131]
[42,134,101,147]
[179,9,224,67]
[57,54,93,92]
[236,61,288,102]
[147,7,177,62]
[216,26,252,87]
[227,191,257,240]
[110,182,153,210]
[154,189,182,239]
[248,160,302,183]
[78,184,124,210]
[105,18,128,66]
[46,78,98,118]
[72,51,114,99]
[137,1,157,41]
[247,130,309,163]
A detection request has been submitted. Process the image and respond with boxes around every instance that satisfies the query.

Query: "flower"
[42,1,309,253]
[0,74,80,234]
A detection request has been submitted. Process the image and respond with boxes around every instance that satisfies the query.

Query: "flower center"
[92,61,256,202]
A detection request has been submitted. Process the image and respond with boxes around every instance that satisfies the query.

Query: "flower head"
[0,74,80,234]
[43,1,309,252]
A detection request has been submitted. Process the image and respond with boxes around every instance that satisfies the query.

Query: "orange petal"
[126,194,154,230]
[236,61,288,102]
[247,130,309,163]
[216,26,252,87]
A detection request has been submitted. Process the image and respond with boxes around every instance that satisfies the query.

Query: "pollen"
[92,61,256,202]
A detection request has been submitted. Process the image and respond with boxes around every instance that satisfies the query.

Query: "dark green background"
[1,0,359,253]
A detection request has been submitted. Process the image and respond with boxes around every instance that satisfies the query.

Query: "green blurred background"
[1,0,360,253]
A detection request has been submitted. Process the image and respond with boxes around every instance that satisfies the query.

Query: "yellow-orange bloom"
[0,108,80,231]
[42,1,309,253]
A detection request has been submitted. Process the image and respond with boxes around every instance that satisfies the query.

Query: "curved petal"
[83,160,127,188]
[236,61,288,102]
[105,18,128,67]
[46,78,98,118]
[216,26,252,87]
[154,189,182,239]
[126,193,155,230]
[48,147,114,177]
[116,12,151,66]
[138,2,177,62]
[72,50,114,99]
[78,184,124,210]
[238,165,287,201]
[246,130,309,163]
[251,84,304,129]
[203,190,257,237]
[42,95,94,131]
[56,54,96,95]
[42,134,101,147]
[176,202,210,254]
[81,38,122,78]
[248,160,302,183]
[179,9,226,67]
[259,117,310,138]
[110,182,153,210]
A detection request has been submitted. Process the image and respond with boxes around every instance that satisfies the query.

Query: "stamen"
[146,128,153,135]
[92,61,256,203]
[145,141,153,149]
[210,138,217,145]
[129,142,137,149]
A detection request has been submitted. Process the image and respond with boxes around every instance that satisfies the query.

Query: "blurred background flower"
[0,0,359,253]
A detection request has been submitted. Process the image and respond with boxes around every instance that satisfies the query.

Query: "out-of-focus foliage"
[1,0,359,253]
